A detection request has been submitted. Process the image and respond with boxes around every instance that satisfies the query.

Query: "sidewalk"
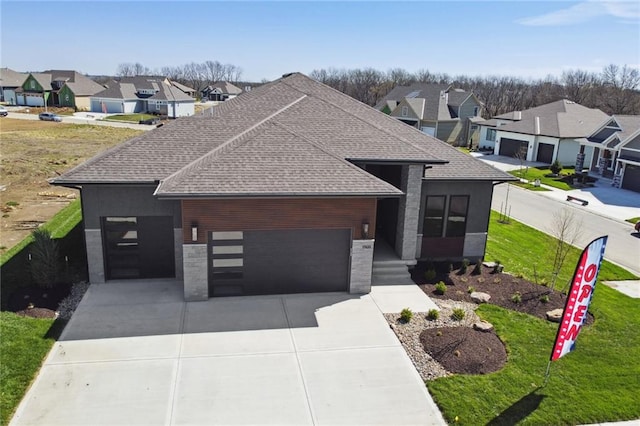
[473,153,640,223]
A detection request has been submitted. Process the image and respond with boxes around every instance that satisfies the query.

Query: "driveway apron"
[10,280,445,425]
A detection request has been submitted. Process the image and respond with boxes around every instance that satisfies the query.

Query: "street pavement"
[473,154,640,278]
[4,110,154,131]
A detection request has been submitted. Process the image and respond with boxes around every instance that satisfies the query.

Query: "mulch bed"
[15,307,58,319]
[420,327,507,374]
[411,262,593,325]
[7,284,71,312]
[386,262,594,377]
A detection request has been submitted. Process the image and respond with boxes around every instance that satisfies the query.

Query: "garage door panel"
[209,229,350,296]
[622,164,640,192]
[537,143,554,164]
[499,138,528,158]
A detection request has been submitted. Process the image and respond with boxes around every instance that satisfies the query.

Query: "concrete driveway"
[11,280,444,426]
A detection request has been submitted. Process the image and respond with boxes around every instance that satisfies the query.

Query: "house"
[375,84,483,146]
[13,70,105,110]
[90,76,195,117]
[51,72,514,302]
[477,100,609,166]
[0,68,28,105]
[201,81,243,101]
[169,80,197,98]
[579,115,640,193]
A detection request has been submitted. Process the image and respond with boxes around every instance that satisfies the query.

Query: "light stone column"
[395,164,423,261]
[183,244,208,301]
[85,229,105,283]
[349,239,374,294]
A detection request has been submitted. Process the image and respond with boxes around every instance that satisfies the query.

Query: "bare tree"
[547,208,583,291]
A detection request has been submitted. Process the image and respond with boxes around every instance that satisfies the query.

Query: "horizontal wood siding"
[182,198,377,244]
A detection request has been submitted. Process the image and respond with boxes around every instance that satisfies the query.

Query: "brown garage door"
[209,228,351,297]
[621,164,640,193]
[499,138,528,158]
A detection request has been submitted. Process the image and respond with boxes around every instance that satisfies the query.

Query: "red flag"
[550,236,608,361]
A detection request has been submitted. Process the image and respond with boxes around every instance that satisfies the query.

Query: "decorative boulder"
[546,309,564,323]
[470,291,491,304]
[473,321,494,332]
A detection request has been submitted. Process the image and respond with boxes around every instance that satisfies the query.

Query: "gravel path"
[384,299,480,381]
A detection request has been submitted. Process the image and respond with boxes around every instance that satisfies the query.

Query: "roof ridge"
[279,77,447,163]
[156,93,308,193]
[271,120,403,194]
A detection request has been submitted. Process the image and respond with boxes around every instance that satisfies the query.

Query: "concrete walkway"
[10,280,446,426]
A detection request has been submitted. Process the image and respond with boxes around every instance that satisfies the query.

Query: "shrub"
[427,309,439,320]
[511,292,522,304]
[434,281,447,295]
[493,277,502,284]
[550,159,562,175]
[460,258,469,274]
[467,286,475,294]
[477,277,485,283]
[448,263,454,273]
[424,269,436,281]
[460,276,468,283]
[400,308,413,323]
[493,261,503,274]
[471,262,482,275]
[30,229,60,288]
[451,308,466,321]
[539,294,550,303]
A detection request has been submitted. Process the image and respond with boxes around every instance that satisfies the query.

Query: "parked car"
[0,106,8,117]
[139,117,160,125]
[39,112,62,122]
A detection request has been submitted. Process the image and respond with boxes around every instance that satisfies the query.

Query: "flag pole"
[543,360,551,387]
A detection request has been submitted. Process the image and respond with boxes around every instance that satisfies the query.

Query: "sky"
[1,0,639,82]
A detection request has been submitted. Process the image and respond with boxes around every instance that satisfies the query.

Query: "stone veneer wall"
[183,244,208,301]
[349,239,375,294]
[395,165,423,261]
[85,229,105,283]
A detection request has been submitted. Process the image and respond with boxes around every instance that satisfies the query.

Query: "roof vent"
[535,116,541,135]
[514,111,522,120]
[282,72,297,78]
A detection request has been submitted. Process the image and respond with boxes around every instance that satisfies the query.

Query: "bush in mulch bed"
[411,261,593,325]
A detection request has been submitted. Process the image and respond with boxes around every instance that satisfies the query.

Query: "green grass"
[427,211,640,425]
[0,199,82,266]
[510,181,551,192]
[509,167,576,191]
[626,217,640,225]
[486,210,636,287]
[0,312,56,425]
[104,113,156,122]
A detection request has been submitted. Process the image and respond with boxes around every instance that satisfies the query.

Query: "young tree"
[547,208,583,291]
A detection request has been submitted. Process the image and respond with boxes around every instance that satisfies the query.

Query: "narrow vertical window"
[446,196,469,237]
[424,196,445,237]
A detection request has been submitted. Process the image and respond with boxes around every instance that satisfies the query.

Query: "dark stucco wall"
[419,180,495,234]
[81,185,182,229]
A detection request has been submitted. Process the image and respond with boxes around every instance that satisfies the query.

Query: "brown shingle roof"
[53,73,513,195]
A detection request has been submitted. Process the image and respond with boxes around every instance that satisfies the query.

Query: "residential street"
[491,183,640,276]
[4,111,153,131]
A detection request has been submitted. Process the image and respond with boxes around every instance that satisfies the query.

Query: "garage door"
[537,143,555,163]
[499,138,528,158]
[621,164,640,193]
[209,229,351,297]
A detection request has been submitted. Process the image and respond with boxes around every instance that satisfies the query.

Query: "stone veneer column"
[174,229,184,279]
[183,244,208,301]
[349,239,374,294]
[85,229,105,283]
[395,164,423,261]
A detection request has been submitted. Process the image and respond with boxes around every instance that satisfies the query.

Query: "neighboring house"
[579,115,640,193]
[170,80,197,98]
[0,68,28,104]
[375,84,483,146]
[201,81,243,101]
[477,100,609,166]
[51,73,514,302]
[90,76,195,117]
[13,70,104,110]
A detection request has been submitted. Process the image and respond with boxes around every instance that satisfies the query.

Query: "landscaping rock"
[470,291,491,304]
[546,308,564,323]
[482,261,496,268]
[473,320,494,332]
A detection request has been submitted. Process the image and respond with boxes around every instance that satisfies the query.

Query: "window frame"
[422,195,470,238]
[486,128,497,141]
[445,195,469,237]
[423,196,446,238]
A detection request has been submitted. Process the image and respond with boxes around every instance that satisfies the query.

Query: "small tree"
[550,160,563,175]
[30,229,60,288]
[548,208,583,291]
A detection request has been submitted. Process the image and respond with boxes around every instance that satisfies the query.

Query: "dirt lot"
[0,118,142,251]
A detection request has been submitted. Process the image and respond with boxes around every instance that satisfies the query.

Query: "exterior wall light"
[191,222,198,242]
[362,222,370,239]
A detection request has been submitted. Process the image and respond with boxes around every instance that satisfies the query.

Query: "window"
[30,80,36,89]
[156,102,161,111]
[446,196,469,237]
[486,128,496,141]
[423,195,469,238]
[473,106,479,116]
[423,196,445,237]
[401,106,409,117]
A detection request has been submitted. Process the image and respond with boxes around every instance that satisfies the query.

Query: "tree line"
[309,64,640,116]
[114,61,244,93]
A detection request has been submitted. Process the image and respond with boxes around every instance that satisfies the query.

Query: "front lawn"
[104,113,156,122]
[426,211,640,425]
[0,312,55,425]
[509,167,576,190]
